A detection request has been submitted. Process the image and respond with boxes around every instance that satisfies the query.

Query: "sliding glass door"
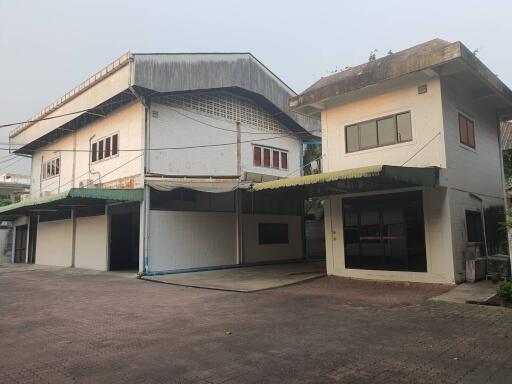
[342,191,427,272]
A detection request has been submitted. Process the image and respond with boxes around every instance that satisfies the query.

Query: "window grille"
[158,92,287,134]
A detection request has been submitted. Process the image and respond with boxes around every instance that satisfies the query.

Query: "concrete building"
[0,173,30,263]
[0,53,319,273]
[254,39,512,284]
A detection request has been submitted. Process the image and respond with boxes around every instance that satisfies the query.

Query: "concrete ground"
[430,280,497,304]
[142,261,326,292]
[1,267,512,384]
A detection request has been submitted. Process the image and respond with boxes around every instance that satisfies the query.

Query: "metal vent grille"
[157,92,287,134]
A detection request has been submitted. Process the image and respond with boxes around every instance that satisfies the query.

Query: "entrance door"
[109,212,139,270]
[14,225,27,263]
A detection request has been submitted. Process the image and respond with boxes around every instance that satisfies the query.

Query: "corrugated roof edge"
[250,165,439,191]
[0,188,143,215]
[132,52,298,96]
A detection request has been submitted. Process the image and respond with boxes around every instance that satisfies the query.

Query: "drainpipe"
[71,208,77,267]
[129,86,150,274]
[496,111,512,275]
[470,192,489,257]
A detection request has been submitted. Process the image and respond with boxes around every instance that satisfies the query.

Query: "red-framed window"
[253,145,289,170]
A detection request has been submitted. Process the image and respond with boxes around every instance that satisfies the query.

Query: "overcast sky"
[1,0,511,174]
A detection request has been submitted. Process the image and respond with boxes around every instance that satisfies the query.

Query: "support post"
[235,190,243,265]
[71,209,77,267]
[10,222,16,264]
[139,185,150,274]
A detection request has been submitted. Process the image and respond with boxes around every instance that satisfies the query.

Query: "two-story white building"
[1,53,319,274]
[254,39,512,284]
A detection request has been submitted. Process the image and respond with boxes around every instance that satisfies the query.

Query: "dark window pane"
[281,152,288,169]
[342,191,426,272]
[346,125,359,152]
[112,134,118,156]
[258,223,289,244]
[377,116,397,146]
[92,143,97,162]
[55,158,60,175]
[459,114,468,145]
[359,121,377,149]
[396,112,412,142]
[272,150,280,169]
[466,210,483,242]
[253,146,261,166]
[105,137,111,158]
[98,140,104,160]
[467,119,475,148]
[263,148,270,167]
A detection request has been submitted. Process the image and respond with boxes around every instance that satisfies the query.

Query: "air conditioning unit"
[78,179,96,188]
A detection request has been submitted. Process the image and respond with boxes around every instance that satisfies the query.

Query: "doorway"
[109,211,139,270]
[14,225,27,263]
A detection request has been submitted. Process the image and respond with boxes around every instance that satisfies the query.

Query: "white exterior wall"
[35,219,73,267]
[30,102,144,197]
[441,77,505,282]
[242,214,303,263]
[74,215,108,271]
[148,210,237,272]
[321,78,447,174]
[148,103,301,178]
[147,210,303,272]
[324,188,455,284]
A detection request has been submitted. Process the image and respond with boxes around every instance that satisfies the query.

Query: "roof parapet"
[9,52,132,139]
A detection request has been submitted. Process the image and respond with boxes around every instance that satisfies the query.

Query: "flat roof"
[290,39,512,117]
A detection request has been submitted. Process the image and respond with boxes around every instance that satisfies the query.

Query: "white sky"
[1,0,511,174]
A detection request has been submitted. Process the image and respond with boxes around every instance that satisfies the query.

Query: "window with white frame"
[42,157,60,180]
[91,133,119,163]
[253,145,288,170]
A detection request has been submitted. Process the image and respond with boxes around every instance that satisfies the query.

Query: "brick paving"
[1,267,511,383]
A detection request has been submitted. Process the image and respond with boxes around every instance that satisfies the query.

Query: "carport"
[0,188,143,269]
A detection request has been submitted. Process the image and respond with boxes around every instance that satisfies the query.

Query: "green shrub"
[497,281,512,297]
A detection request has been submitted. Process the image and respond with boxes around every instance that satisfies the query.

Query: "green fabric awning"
[0,188,143,217]
[251,165,439,196]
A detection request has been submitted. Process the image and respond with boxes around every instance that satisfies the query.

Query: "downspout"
[129,82,150,274]
[235,121,243,265]
[496,110,512,275]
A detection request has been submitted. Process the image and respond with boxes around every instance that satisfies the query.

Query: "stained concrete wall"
[148,210,237,272]
[242,214,303,264]
[148,103,301,178]
[147,210,303,272]
[30,102,144,198]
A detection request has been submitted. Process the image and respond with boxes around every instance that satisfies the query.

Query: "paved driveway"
[1,266,511,384]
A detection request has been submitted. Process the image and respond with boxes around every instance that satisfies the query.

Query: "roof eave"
[290,42,512,116]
